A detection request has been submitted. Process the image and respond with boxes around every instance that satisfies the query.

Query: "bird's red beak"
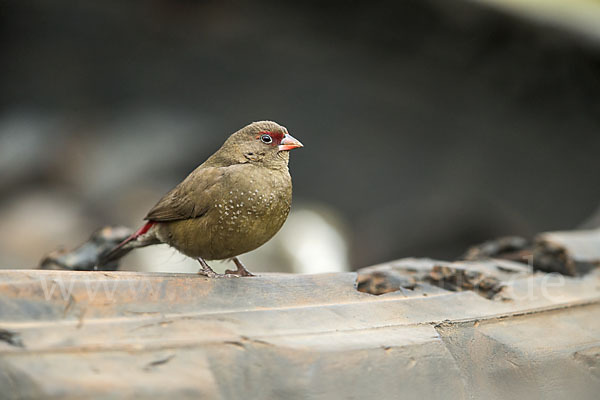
[278,134,303,151]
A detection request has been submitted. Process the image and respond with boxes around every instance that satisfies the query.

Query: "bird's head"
[210,121,303,168]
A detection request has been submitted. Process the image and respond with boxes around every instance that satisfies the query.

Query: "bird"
[100,121,303,277]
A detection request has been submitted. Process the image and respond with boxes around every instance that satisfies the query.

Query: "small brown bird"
[101,121,303,277]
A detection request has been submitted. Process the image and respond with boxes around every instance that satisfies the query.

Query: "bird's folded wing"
[144,166,225,222]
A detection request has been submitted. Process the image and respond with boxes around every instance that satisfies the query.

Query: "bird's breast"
[213,169,291,228]
[187,167,292,260]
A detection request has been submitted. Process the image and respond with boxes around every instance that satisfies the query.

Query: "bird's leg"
[225,257,255,277]
[196,257,218,278]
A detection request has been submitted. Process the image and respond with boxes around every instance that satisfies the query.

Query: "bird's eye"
[260,134,273,144]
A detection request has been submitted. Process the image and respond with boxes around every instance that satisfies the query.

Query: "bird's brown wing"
[144,166,225,222]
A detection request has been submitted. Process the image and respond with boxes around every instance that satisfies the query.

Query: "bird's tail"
[98,221,158,267]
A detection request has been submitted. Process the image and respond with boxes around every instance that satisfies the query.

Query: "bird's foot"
[197,257,243,278]
[197,258,220,278]
[225,257,255,277]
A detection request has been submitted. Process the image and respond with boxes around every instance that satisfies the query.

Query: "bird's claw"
[197,257,221,278]
[224,268,254,277]
[197,269,218,278]
[196,257,255,278]
[220,273,241,278]
[197,270,241,279]
[226,257,256,277]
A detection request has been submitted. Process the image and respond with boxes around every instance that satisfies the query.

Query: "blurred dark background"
[1,0,599,272]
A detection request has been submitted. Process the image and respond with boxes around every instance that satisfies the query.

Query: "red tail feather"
[135,221,155,237]
[116,221,155,249]
[99,221,155,265]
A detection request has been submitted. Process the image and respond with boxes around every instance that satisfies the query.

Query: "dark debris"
[357,262,505,299]
[0,328,25,348]
[461,232,600,276]
[427,266,503,299]
[39,226,132,271]
[143,354,176,371]
[356,271,416,295]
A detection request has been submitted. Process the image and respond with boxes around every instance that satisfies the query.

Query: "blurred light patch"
[470,0,600,41]
[242,205,350,274]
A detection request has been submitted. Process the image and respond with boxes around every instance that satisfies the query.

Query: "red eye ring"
[260,134,273,144]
